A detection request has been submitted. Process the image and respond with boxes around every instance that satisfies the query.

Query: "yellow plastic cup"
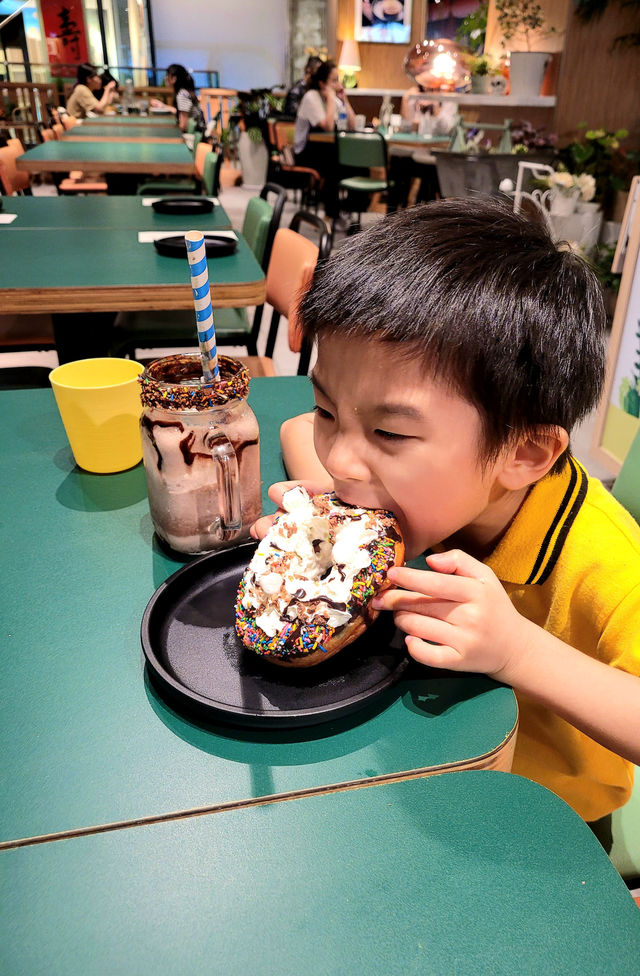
[49,358,145,473]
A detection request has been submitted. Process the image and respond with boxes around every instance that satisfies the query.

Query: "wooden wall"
[335,0,427,89]
[555,3,640,148]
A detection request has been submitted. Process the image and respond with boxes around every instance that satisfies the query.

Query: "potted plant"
[232,88,284,187]
[557,124,639,219]
[468,54,503,94]
[495,0,560,96]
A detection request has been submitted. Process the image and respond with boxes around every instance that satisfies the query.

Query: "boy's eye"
[313,404,333,421]
[374,429,407,441]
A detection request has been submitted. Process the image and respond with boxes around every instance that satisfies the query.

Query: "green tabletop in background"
[16,140,194,171]
[2,773,638,976]
[0,226,257,291]
[0,382,516,846]
[64,123,181,140]
[80,114,174,125]
[0,195,231,233]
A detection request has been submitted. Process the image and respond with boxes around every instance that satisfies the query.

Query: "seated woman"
[293,60,355,218]
[150,64,205,134]
[66,63,116,119]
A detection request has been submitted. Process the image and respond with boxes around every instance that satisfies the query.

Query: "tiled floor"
[2,182,614,482]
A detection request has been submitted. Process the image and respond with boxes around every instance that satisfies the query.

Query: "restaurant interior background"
[0,0,638,152]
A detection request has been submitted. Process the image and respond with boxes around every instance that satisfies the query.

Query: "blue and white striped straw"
[185,230,219,383]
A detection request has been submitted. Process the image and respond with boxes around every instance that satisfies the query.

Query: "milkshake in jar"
[139,354,261,555]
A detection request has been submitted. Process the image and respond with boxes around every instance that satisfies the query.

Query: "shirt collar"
[485,456,588,586]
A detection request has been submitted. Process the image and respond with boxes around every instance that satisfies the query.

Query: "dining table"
[0,195,264,363]
[62,122,183,143]
[2,772,638,974]
[0,377,518,851]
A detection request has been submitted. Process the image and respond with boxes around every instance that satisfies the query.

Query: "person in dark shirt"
[283,56,322,117]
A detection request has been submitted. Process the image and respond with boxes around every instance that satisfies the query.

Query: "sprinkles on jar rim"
[138,353,250,411]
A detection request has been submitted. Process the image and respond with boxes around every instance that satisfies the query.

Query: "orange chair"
[264,210,332,375]
[52,122,64,139]
[0,141,31,194]
[61,114,78,130]
[40,127,56,143]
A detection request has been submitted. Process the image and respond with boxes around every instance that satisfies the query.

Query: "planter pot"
[509,51,551,97]
[470,74,492,95]
[237,131,269,188]
[549,188,579,216]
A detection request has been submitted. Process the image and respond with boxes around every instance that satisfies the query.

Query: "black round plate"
[151,197,214,215]
[141,543,409,728]
[153,234,237,257]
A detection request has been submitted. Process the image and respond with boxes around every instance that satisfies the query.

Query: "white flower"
[551,171,575,190]
[576,173,596,202]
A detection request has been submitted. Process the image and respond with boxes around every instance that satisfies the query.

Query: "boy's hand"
[249,480,334,540]
[372,549,532,682]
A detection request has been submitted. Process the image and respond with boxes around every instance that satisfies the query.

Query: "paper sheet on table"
[138,229,237,243]
[0,213,18,224]
[141,196,219,206]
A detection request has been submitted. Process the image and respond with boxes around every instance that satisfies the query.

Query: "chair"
[335,130,393,232]
[264,210,332,375]
[272,120,323,207]
[200,88,238,143]
[135,138,208,197]
[61,114,78,131]
[52,122,64,139]
[110,183,288,361]
[202,149,222,196]
[0,140,31,194]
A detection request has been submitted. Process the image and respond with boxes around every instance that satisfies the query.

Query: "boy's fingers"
[405,636,464,671]
[385,566,480,602]
[426,549,494,581]
[250,514,278,540]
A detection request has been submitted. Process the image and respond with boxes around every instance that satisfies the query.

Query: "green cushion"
[340,176,389,192]
[135,180,197,196]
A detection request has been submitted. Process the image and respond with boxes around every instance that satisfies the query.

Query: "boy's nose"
[324,435,369,483]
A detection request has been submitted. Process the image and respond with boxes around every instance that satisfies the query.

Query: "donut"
[235,487,404,667]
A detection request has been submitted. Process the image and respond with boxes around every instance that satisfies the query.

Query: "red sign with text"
[41,0,89,76]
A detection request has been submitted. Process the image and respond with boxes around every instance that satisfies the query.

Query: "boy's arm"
[373,549,640,766]
[280,413,333,487]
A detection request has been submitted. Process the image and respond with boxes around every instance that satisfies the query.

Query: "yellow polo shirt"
[485,456,640,821]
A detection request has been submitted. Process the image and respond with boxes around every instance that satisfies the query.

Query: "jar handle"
[204,431,242,538]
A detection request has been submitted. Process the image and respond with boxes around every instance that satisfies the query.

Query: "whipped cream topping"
[241,487,379,637]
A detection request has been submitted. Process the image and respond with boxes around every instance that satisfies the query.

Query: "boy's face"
[311,335,512,560]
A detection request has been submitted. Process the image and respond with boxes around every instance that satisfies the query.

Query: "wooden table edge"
[0,720,518,851]
[0,281,266,314]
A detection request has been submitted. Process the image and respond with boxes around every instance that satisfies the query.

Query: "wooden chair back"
[200,88,237,140]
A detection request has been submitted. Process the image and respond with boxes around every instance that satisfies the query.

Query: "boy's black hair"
[299,198,607,473]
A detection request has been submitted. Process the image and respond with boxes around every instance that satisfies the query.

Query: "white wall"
[150,0,289,90]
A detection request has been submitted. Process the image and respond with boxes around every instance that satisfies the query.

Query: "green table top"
[65,123,180,140]
[81,114,174,125]
[1,194,230,232]
[0,226,258,291]
[17,140,193,169]
[2,773,638,976]
[0,382,516,845]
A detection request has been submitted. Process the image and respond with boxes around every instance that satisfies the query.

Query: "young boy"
[252,199,640,836]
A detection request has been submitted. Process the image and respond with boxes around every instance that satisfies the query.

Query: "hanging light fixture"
[338,39,361,89]
[403,38,470,93]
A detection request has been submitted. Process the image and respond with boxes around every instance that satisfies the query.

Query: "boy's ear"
[497,427,569,490]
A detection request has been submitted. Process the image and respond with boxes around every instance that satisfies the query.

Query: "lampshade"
[403,38,469,92]
[338,39,361,71]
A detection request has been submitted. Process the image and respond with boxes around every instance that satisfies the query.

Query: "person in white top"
[293,60,356,218]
